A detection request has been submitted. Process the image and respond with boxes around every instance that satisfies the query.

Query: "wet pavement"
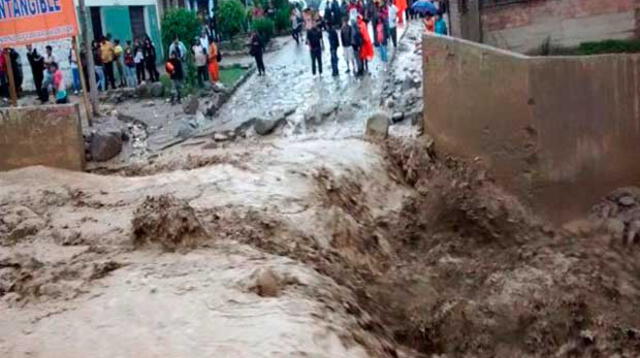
[200,21,413,139]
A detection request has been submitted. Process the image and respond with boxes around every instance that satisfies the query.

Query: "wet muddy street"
[3,21,640,357]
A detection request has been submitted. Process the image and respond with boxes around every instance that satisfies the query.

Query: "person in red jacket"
[356,15,374,74]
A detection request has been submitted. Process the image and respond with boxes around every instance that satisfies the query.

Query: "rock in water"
[391,112,404,123]
[253,268,281,297]
[365,112,390,139]
[89,131,123,162]
[132,195,208,252]
[149,82,164,98]
[254,118,283,136]
[619,196,636,206]
[183,95,199,115]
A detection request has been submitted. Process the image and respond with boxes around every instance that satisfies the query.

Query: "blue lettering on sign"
[0,0,63,21]
[13,0,20,17]
[19,0,28,15]
[28,0,36,14]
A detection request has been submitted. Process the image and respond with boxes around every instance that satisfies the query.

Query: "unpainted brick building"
[449,0,640,53]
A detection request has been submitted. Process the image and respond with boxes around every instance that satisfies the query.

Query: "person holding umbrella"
[411,0,437,16]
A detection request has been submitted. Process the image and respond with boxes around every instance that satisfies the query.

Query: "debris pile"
[132,195,209,251]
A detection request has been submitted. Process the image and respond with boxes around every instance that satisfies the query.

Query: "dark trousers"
[354,46,364,76]
[196,66,208,86]
[32,70,46,101]
[292,28,300,44]
[136,63,146,83]
[330,47,338,75]
[254,53,265,74]
[390,27,397,47]
[103,61,116,90]
[146,60,159,82]
[310,49,322,75]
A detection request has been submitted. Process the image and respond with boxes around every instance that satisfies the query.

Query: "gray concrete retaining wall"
[0,104,85,172]
[423,34,640,223]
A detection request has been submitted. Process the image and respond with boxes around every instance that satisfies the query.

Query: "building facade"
[450,0,640,54]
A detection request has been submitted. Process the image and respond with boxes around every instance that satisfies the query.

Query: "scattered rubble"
[182,95,200,115]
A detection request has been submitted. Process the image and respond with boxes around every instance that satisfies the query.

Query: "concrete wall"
[0,104,85,171]
[481,0,640,54]
[423,34,640,223]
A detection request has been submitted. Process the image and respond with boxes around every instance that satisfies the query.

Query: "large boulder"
[135,83,150,98]
[149,82,164,98]
[254,117,284,136]
[89,131,123,162]
[182,95,199,115]
[365,112,390,139]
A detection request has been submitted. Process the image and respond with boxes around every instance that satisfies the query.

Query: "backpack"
[216,50,222,62]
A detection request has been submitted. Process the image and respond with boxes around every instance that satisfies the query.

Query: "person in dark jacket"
[350,18,363,76]
[143,36,159,82]
[327,24,340,76]
[167,50,184,104]
[26,44,46,101]
[306,24,324,76]
[249,31,266,76]
[328,0,342,27]
[340,18,356,73]
[7,49,23,95]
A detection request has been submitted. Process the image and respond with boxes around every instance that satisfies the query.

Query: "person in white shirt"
[133,40,145,84]
[44,45,57,66]
[199,30,210,55]
[192,39,208,87]
[388,0,398,47]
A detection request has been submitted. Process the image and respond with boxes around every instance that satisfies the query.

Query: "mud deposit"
[2,134,640,357]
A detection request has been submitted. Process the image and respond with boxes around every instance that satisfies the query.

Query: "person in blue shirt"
[435,13,448,35]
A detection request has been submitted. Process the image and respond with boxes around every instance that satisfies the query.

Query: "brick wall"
[480,0,639,53]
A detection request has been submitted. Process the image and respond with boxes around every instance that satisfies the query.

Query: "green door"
[101,6,133,43]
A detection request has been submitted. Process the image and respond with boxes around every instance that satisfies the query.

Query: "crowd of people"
[164,31,221,104]
[252,0,449,78]
[0,28,222,105]
[0,0,448,105]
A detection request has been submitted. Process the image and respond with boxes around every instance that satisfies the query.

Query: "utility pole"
[78,0,99,116]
